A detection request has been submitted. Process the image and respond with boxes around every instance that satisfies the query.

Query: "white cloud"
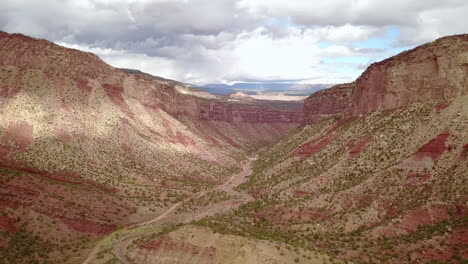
[1,0,467,85]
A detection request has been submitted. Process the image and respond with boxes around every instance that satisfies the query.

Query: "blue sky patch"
[322,56,370,64]
[354,27,400,49]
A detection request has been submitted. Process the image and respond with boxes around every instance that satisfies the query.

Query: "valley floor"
[82,155,331,264]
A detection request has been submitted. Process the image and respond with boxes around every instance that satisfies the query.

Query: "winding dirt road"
[82,156,256,264]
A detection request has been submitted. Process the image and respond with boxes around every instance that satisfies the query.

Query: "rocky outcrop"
[196,101,303,123]
[352,34,468,115]
[304,34,468,123]
[303,83,353,124]
[134,80,303,124]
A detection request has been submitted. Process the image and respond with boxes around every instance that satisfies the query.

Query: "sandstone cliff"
[303,83,353,124]
[217,34,468,264]
[304,34,468,123]
[353,34,468,115]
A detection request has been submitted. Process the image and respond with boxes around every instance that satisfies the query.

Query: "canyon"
[0,31,467,264]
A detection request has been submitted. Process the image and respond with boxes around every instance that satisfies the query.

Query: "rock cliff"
[303,83,353,124]
[304,34,468,123]
[352,34,468,115]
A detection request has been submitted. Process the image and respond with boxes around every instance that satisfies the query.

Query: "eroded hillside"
[1,32,467,264]
[187,35,467,264]
[0,31,301,263]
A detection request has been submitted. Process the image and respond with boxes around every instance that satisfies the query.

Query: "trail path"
[82,155,256,264]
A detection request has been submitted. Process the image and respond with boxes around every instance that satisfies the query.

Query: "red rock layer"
[293,133,339,157]
[414,133,450,161]
[152,85,303,124]
[349,135,373,157]
[0,216,17,232]
[303,83,353,124]
[304,34,468,123]
[352,34,468,115]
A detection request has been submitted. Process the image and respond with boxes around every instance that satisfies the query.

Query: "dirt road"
[82,155,256,264]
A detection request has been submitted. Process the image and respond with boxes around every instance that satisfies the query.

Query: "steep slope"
[304,34,468,124]
[195,35,468,264]
[0,31,301,263]
[352,34,468,115]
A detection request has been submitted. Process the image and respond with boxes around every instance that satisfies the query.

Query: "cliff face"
[352,34,468,115]
[303,83,353,124]
[196,101,303,123]
[144,84,303,124]
[219,36,468,264]
[304,34,468,123]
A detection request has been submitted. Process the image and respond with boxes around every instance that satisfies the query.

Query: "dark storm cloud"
[1,0,256,46]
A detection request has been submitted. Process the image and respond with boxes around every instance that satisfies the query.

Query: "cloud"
[1,0,467,85]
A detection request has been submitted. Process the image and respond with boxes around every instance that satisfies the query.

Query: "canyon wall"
[0,31,302,249]
[304,34,468,124]
[0,31,301,129]
[352,34,468,115]
[303,83,353,124]
[142,83,303,124]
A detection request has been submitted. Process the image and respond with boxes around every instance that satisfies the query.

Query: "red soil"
[461,144,468,159]
[398,208,434,233]
[1,164,116,193]
[433,102,451,113]
[380,108,396,117]
[349,135,373,157]
[410,228,468,263]
[53,125,72,144]
[338,194,376,210]
[325,118,351,134]
[293,190,310,198]
[162,117,195,147]
[294,133,339,157]
[0,216,17,232]
[102,83,133,116]
[75,79,93,93]
[406,172,431,184]
[414,133,450,161]
[0,184,39,208]
[377,205,468,238]
[207,122,240,148]
[249,187,269,199]
[0,168,127,235]
[0,86,8,98]
[0,237,9,248]
[0,121,34,160]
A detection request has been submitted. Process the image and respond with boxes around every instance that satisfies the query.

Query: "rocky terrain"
[0,31,467,264]
[196,34,468,264]
[0,31,301,264]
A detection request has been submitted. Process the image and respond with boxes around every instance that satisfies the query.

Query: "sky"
[1,0,467,85]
